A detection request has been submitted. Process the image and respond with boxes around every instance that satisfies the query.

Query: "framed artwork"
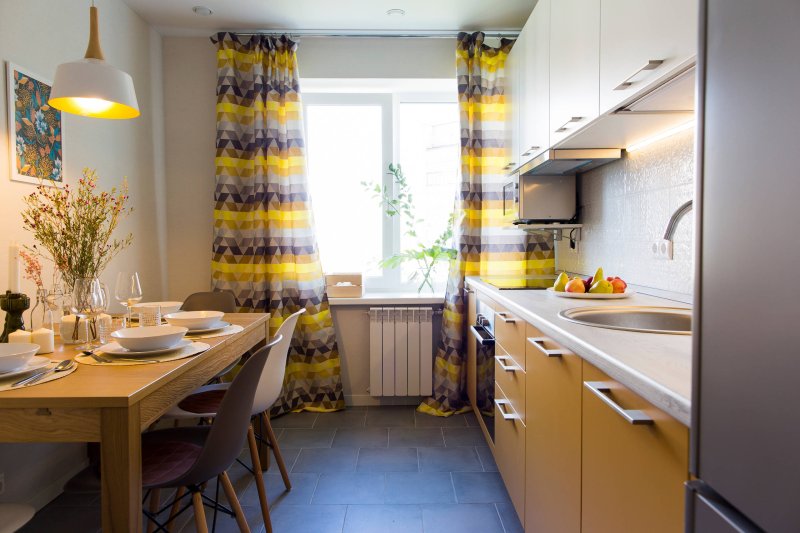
[6,61,64,186]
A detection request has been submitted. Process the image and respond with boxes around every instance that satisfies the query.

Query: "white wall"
[557,128,695,297]
[0,0,165,507]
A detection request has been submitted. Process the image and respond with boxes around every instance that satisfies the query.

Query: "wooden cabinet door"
[581,361,689,533]
[519,0,549,164]
[495,382,526,524]
[599,0,697,113]
[549,0,600,146]
[505,37,521,172]
[466,287,477,408]
[524,327,582,533]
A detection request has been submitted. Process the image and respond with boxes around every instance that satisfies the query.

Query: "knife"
[13,360,74,387]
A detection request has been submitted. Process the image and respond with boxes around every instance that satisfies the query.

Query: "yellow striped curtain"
[419,32,555,417]
[211,33,344,415]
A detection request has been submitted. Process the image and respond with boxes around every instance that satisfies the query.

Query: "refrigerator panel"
[685,482,761,533]
[697,0,800,531]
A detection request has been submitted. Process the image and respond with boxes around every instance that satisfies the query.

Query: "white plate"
[186,321,231,335]
[547,287,635,299]
[99,338,193,357]
[0,356,51,379]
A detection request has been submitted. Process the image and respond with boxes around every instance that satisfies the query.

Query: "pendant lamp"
[49,2,139,119]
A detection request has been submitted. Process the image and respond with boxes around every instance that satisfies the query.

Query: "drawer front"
[494,383,526,525]
[582,361,689,533]
[494,304,526,370]
[524,324,582,533]
[495,343,526,423]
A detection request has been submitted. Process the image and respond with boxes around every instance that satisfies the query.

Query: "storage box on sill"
[326,273,363,298]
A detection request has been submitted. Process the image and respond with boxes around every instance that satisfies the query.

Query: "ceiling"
[121,0,536,36]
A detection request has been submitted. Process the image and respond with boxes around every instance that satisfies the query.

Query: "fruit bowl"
[547,288,635,299]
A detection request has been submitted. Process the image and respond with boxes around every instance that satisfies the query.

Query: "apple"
[610,278,626,293]
[565,278,586,293]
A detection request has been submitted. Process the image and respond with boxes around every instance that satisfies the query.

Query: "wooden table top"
[0,313,268,409]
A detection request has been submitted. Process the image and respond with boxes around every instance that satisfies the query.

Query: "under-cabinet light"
[625,120,695,153]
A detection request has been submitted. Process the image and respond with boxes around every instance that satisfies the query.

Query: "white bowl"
[131,301,183,315]
[0,343,40,373]
[111,326,188,352]
[164,311,225,330]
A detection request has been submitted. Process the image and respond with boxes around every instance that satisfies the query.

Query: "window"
[303,80,459,292]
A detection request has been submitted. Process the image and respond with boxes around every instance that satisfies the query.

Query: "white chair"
[161,308,305,531]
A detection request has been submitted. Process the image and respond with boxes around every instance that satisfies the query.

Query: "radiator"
[369,307,433,396]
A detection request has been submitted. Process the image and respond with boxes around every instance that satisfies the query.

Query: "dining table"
[0,312,269,533]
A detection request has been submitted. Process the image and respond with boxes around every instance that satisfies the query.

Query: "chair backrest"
[179,334,282,485]
[252,308,305,414]
[181,291,237,313]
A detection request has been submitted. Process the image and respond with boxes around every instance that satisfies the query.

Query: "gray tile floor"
[19,406,523,533]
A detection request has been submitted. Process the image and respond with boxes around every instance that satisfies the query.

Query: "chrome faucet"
[663,200,693,240]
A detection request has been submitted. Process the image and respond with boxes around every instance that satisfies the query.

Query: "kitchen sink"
[558,306,692,335]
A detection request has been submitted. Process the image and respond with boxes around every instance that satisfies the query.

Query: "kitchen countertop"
[466,277,692,426]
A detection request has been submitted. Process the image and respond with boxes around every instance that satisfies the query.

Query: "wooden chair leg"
[191,490,208,533]
[167,486,186,533]
[262,412,291,490]
[247,424,273,533]
[219,471,251,533]
[146,488,160,533]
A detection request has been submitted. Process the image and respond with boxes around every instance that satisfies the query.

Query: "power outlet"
[651,239,673,260]
[0,472,5,495]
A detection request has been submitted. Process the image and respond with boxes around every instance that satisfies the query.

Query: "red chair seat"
[141,427,208,489]
[178,389,227,415]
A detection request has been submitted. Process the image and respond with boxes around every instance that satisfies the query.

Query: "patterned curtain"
[211,32,345,415]
[419,32,555,417]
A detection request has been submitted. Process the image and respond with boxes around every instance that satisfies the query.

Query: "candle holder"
[1,291,30,343]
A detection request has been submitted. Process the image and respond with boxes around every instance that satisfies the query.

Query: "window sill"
[328,292,445,306]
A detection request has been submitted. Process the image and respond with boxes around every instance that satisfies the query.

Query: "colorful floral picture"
[6,62,63,186]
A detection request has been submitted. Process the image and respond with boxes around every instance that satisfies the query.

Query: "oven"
[470,299,496,443]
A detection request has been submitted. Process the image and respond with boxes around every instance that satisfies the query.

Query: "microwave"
[503,173,577,224]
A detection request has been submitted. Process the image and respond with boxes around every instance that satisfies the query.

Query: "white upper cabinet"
[519,0,549,165]
[599,0,697,112]
[549,0,600,147]
[505,35,521,172]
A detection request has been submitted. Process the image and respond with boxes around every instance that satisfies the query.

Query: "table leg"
[101,406,142,533]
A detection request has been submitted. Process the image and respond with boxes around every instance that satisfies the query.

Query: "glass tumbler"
[99,316,127,344]
[138,305,162,327]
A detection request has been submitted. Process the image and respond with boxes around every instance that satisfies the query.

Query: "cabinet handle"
[584,381,654,425]
[494,398,519,420]
[465,288,475,294]
[495,354,519,372]
[496,312,516,324]
[522,145,541,157]
[613,59,665,90]
[555,117,584,133]
[527,337,571,358]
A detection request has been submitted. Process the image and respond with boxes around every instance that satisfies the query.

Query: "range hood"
[517,148,622,176]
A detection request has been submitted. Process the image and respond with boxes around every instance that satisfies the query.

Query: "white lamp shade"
[49,58,139,119]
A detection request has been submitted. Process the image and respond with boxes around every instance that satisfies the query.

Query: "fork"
[84,351,159,364]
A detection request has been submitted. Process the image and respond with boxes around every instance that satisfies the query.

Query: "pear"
[589,279,614,294]
[593,267,604,285]
[553,272,569,292]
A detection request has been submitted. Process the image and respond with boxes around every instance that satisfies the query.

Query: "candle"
[8,329,31,344]
[31,328,55,354]
[8,243,20,293]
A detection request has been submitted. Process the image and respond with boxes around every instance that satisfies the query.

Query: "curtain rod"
[218,29,520,39]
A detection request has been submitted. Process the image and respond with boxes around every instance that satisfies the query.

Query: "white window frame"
[302,86,458,293]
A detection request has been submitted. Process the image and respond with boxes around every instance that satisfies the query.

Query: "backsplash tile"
[557,128,695,297]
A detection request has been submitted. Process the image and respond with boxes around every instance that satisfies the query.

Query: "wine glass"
[71,278,107,351]
[115,272,142,323]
